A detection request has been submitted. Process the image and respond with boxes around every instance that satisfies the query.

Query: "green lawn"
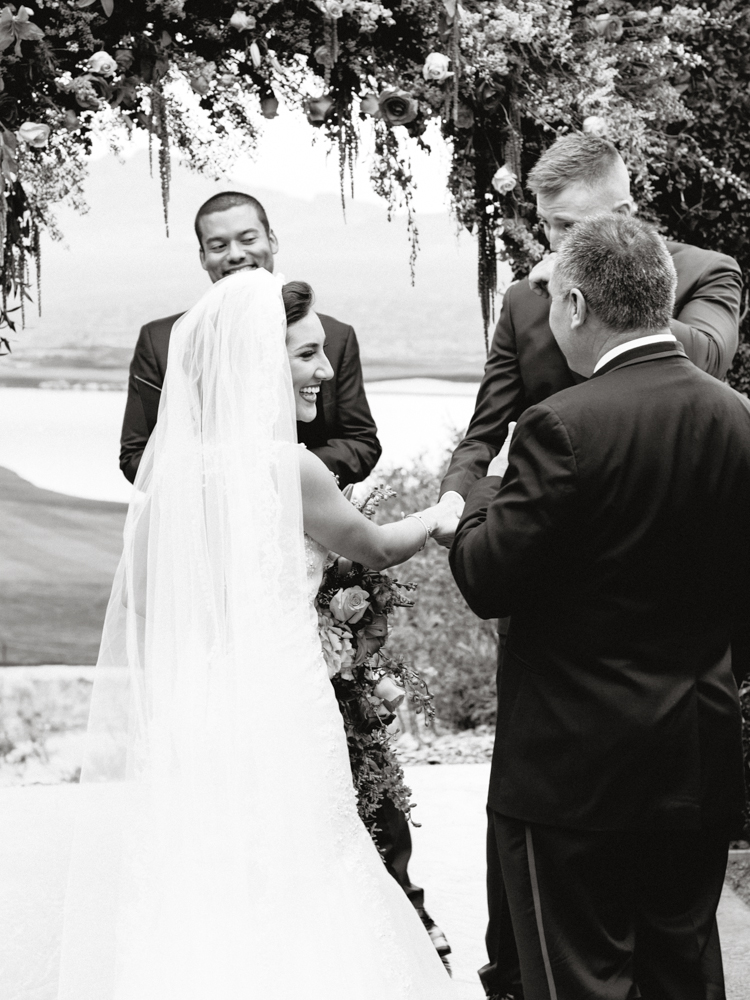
[0,467,126,664]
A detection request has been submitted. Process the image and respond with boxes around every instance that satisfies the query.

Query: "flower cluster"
[0,0,746,342]
[316,483,434,826]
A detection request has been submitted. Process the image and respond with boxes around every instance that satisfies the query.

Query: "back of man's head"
[194,192,270,245]
[528,133,628,198]
[552,215,677,334]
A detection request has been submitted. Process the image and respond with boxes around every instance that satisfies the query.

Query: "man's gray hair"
[551,215,677,333]
[527,133,624,196]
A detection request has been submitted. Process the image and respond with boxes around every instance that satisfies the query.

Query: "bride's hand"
[414,500,460,550]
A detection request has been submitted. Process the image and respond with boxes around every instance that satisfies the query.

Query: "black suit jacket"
[119,310,381,488]
[450,344,748,832]
[441,241,743,498]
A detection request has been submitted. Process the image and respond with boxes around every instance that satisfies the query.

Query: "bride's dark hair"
[282,281,315,326]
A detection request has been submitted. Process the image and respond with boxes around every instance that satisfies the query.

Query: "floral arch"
[1,0,748,348]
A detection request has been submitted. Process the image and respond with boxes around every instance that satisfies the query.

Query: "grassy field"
[0,467,126,664]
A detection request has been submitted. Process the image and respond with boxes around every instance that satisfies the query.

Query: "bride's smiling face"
[286,312,334,422]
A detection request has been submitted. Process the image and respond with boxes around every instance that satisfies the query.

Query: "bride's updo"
[282,281,314,326]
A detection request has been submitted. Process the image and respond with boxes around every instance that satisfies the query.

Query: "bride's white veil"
[56,268,320,999]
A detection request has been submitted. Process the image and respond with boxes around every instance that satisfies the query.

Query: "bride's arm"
[299,448,451,570]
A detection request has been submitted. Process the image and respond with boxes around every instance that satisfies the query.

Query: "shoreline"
[0,367,485,391]
[0,381,481,504]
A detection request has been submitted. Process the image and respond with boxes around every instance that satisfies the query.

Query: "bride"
[55,268,457,1000]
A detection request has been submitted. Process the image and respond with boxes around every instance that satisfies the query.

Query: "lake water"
[1,383,483,503]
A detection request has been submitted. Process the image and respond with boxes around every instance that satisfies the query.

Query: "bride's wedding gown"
[53,270,454,1000]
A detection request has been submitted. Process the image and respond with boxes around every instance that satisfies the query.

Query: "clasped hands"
[431,428,516,548]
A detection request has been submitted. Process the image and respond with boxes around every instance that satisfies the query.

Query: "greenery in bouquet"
[316,483,434,831]
[1,0,749,346]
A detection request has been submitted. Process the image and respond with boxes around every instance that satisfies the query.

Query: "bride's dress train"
[53,270,454,1000]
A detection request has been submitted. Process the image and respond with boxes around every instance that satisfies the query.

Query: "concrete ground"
[0,765,747,999]
[405,764,750,1000]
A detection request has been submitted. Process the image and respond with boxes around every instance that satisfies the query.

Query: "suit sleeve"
[439,289,526,499]
[308,326,381,488]
[119,323,161,484]
[450,403,578,620]
[670,254,742,379]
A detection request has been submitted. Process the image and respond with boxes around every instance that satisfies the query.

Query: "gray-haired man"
[436,134,742,1000]
[451,215,747,1000]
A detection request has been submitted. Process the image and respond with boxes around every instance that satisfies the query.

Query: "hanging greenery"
[0,0,748,349]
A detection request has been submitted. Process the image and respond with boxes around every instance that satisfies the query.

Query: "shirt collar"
[593,333,678,374]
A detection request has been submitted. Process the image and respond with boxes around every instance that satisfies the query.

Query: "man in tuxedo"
[450,215,748,1000]
[119,191,451,963]
[435,133,743,999]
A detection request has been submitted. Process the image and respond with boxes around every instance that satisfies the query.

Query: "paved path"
[405,763,750,1000]
[0,766,747,998]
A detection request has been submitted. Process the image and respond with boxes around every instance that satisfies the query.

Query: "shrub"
[727,342,750,398]
[373,459,499,733]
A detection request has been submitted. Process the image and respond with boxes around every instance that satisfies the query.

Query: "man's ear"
[199,246,208,272]
[614,198,635,217]
[569,288,587,329]
[269,230,279,255]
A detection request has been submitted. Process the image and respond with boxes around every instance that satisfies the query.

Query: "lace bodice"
[304,532,329,604]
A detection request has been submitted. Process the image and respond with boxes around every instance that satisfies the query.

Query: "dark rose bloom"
[305,94,334,125]
[260,94,279,119]
[354,613,388,665]
[476,79,504,114]
[115,49,135,72]
[378,89,419,127]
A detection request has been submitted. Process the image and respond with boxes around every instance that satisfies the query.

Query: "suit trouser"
[479,625,524,999]
[487,808,730,1000]
[373,793,424,909]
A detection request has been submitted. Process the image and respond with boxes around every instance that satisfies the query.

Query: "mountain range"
[3,151,506,383]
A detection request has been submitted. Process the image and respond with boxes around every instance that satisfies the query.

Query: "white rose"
[422,52,451,83]
[490,163,518,196]
[582,115,608,137]
[229,9,255,31]
[322,0,344,17]
[17,122,50,148]
[87,51,118,77]
[329,586,370,625]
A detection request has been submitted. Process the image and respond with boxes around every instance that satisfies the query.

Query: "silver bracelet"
[403,512,434,551]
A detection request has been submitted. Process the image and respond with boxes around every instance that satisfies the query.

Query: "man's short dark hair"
[528,133,625,196]
[194,192,271,245]
[552,215,677,333]
[282,281,315,327]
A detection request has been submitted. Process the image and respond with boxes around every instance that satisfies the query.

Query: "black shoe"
[416,906,452,956]
[486,993,522,1000]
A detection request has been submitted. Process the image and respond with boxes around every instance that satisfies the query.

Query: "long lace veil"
[56,268,317,999]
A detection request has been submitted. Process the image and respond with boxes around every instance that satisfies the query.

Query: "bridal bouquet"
[316,484,434,829]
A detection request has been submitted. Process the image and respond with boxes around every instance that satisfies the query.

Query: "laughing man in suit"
[450,215,748,1000]
[118,190,452,965]
[119,191,381,488]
